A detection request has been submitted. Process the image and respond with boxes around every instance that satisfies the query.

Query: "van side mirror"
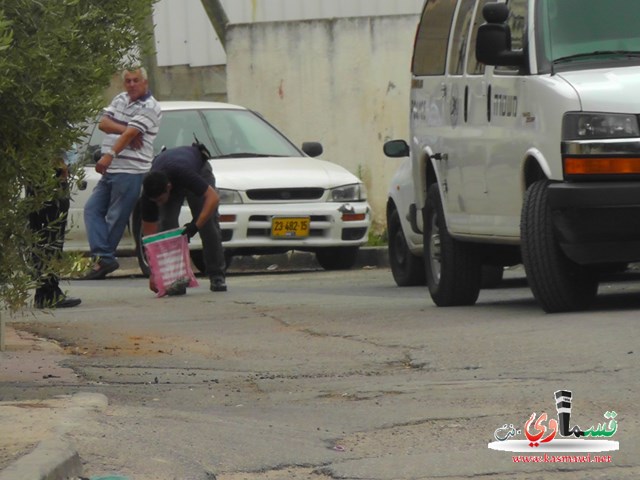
[476,3,525,68]
[302,142,323,157]
[384,139,410,158]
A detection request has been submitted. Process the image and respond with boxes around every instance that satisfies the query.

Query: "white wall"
[226,15,419,231]
[153,0,423,67]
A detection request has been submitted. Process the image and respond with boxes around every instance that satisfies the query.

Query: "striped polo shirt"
[101,91,162,174]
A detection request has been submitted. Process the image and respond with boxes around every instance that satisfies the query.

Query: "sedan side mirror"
[302,142,323,157]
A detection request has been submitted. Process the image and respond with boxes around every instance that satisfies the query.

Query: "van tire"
[388,206,426,286]
[521,180,598,313]
[424,184,481,306]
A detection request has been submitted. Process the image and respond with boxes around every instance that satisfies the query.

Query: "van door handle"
[487,84,492,122]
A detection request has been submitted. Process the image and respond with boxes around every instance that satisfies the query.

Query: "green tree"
[0,0,157,312]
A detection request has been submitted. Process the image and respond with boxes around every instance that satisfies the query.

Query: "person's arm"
[99,115,144,149]
[182,186,220,239]
[95,126,143,175]
[195,186,220,228]
[99,115,126,134]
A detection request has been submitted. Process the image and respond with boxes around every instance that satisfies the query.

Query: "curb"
[0,393,108,480]
[0,441,81,480]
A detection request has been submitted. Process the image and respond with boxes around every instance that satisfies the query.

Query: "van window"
[449,0,477,75]
[412,0,457,76]
[495,0,528,75]
[466,0,493,75]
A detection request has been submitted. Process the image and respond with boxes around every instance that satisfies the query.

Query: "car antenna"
[193,134,212,159]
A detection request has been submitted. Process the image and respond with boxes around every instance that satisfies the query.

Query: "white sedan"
[66,101,371,273]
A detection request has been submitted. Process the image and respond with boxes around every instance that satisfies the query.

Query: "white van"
[385,0,640,313]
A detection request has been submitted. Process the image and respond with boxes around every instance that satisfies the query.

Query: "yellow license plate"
[271,217,310,238]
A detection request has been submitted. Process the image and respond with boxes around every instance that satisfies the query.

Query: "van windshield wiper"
[553,50,640,65]
[551,50,640,75]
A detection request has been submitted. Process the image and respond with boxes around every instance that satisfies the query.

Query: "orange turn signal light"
[565,157,640,175]
[218,214,237,223]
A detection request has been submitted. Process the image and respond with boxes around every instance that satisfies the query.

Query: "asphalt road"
[5,265,640,479]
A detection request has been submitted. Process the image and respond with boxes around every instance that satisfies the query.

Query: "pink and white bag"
[142,228,199,297]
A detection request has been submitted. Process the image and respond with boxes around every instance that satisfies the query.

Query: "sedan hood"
[559,65,640,113]
[210,156,360,190]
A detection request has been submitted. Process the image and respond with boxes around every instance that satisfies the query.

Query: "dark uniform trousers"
[29,195,70,304]
[157,161,226,279]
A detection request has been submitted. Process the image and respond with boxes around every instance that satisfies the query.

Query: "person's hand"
[95,155,113,175]
[130,131,144,150]
[182,221,198,239]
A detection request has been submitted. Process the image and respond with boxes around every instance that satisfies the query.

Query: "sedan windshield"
[537,0,640,71]
[155,108,302,158]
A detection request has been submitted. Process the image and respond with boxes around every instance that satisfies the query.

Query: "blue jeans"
[84,172,144,262]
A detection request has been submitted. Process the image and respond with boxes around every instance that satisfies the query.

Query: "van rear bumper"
[547,182,640,265]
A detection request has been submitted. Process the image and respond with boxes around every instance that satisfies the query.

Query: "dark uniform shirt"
[141,145,209,222]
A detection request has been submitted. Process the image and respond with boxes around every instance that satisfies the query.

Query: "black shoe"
[81,259,119,280]
[210,278,227,292]
[36,296,81,309]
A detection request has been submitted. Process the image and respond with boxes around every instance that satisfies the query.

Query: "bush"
[0,0,156,312]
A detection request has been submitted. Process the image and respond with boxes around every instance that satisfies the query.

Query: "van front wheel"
[423,184,481,306]
[521,180,598,313]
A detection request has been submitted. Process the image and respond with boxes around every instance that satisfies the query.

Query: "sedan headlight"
[329,183,367,202]
[563,112,640,140]
[218,188,243,204]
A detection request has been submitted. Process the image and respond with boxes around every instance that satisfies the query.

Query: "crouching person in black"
[29,156,81,309]
[141,142,227,293]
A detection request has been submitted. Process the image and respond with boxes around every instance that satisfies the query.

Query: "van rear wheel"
[521,180,598,313]
[424,184,481,306]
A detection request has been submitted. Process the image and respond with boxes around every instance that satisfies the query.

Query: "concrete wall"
[150,65,228,102]
[226,15,419,233]
[152,0,423,67]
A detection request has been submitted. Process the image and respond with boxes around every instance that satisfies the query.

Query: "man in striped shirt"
[82,67,162,280]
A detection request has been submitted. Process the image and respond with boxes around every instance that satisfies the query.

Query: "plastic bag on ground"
[142,228,199,297]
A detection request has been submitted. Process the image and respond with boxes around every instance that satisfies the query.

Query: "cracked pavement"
[4,266,639,479]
